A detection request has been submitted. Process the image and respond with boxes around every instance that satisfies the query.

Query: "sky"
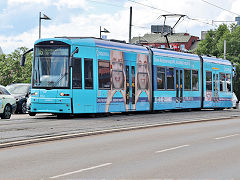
[0,0,240,54]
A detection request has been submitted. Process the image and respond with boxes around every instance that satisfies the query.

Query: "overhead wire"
[127,0,172,14]
[201,0,240,17]
[87,0,158,30]
[87,0,219,31]
[132,25,150,29]
[88,0,217,28]
[186,16,217,27]
[127,0,216,27]
[87,0,124,8]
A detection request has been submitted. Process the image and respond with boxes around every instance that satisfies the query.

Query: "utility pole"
[224,40,226,59]
[129,6,132,43]
[39,12,41,39]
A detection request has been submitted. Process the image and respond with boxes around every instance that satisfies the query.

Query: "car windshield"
[0,86,11,95]
[6,84,29,94]
[33,46,69,88]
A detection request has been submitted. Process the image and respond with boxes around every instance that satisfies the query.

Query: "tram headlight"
[32,92,38,96]
[60,92,70,96]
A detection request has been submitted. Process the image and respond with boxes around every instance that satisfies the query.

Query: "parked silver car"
[0,85,16,119]
[6,83,31,114]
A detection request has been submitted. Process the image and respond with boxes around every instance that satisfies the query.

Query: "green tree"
[0,47,32,86]
[196,24,230,56]
[196,24,240,99]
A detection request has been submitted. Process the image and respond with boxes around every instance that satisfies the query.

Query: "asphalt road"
[1,109,240,144]
[0,117,239,179]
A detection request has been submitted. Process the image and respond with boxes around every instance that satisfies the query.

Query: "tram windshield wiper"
[53,72,68,87]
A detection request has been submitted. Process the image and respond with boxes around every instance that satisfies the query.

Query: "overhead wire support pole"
[129,6,132,44]
[39,12,41,39]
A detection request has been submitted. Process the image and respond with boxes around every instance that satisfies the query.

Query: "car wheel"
[20,101,27,114]
[1,105,12,119]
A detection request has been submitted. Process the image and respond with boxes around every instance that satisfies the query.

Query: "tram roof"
[35,37,149,54]
[35,37,232,66]
[151,48,200,61]
[201,55,232,66]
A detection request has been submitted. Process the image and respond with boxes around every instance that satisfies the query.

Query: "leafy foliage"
[196,24,240,99]
[0,47,32,86]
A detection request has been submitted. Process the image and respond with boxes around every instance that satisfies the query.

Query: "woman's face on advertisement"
[111,51,124,89]
[138,54,148,89]
[138,73,148,89]
[138,54,148,73]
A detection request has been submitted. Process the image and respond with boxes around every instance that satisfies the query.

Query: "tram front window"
[33,46,69,88]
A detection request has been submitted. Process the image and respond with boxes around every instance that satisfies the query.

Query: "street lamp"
[39,12,51,39]
[100,26,110,39]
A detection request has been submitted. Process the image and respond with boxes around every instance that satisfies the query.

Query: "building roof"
[131,33,195,44]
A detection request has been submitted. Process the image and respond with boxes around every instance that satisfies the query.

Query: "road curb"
[0,115,238,149]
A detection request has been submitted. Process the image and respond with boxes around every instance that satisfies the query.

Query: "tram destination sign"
[36,46,69,57]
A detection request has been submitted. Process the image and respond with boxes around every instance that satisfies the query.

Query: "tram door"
[125,65,136,111]
[176,69,184,108]
[213,72,219,107]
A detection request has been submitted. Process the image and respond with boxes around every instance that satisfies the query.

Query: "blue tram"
[21,37,233,116]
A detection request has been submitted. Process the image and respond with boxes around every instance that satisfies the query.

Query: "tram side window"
[192,70,199,91]
[98,60,110,89]
[220,73,225,92]
[184,69,191,90]
[84,58,93,89]
[157,66,165,90]
[167,67,174,90]
[226,73,231,92]
[206,71,212,91]
[72,58,82,89]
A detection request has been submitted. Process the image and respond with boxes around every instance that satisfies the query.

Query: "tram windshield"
[33,46,69,88]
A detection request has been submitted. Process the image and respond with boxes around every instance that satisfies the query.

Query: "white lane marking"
[49,163,112,179]
[215,134,239,140]
[155,144,190,153]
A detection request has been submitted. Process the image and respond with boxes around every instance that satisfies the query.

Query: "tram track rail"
[0,112,239,149]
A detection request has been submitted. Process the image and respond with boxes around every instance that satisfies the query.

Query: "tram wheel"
[29,112,36,116]
[56,113,73,119]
